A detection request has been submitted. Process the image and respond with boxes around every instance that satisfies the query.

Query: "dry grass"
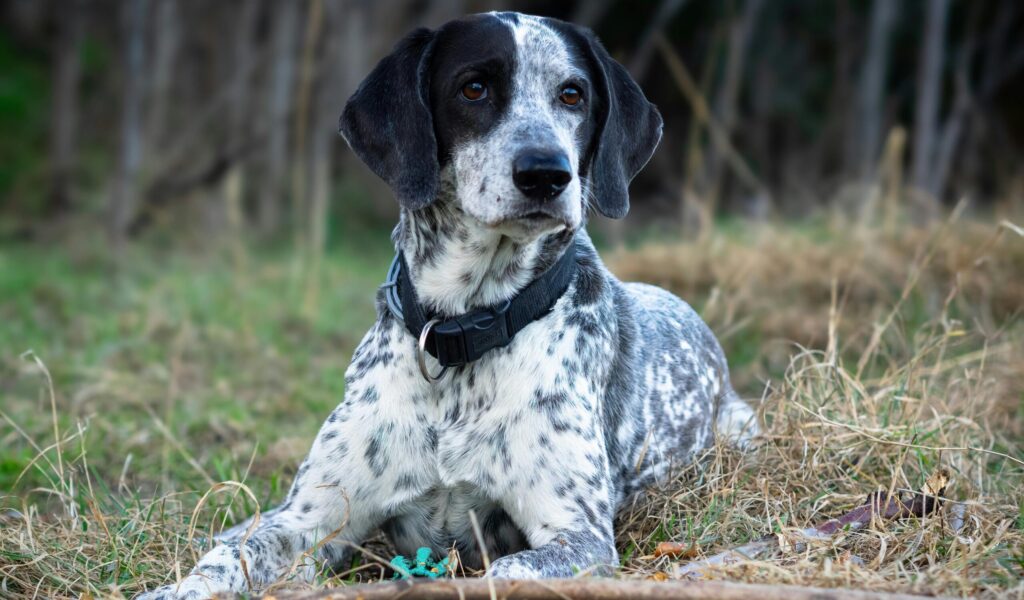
[611,212,1024,597]
[1,212,1021,598]
[608,212,1024,397]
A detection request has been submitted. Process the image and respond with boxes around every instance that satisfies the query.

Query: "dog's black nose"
[512,151,572,200]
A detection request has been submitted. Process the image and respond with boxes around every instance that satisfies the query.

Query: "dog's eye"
[559,86,582,106]
[461,81,487,102]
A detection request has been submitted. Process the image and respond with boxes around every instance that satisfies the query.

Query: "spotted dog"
[139,12,757,599]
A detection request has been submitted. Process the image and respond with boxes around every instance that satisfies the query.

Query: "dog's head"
[340,12,662,240]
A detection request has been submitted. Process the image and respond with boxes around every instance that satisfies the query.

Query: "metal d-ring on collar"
[417,318,448,382]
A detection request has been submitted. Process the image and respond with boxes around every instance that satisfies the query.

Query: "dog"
[139,12,756,599]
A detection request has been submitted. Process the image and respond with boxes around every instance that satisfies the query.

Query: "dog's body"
[141,12,755,599]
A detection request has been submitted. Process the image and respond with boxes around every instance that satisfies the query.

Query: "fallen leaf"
[923,468,950,497]
[654,541,700,559]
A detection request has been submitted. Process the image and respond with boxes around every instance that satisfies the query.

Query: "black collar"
[384,239,578,368]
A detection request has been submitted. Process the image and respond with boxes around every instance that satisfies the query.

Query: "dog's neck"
[394,201,576,316]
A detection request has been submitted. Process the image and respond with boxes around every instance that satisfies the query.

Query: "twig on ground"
[262,578,954,600]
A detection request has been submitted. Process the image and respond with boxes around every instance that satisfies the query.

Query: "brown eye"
[461,81,487,101]
[559,86,582,106]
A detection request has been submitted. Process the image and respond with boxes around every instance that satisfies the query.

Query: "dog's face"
[430,14,591,238]
[341,12,662,239]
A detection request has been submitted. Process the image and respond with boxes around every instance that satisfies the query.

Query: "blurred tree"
[629,0,689,81]
[911,0,951,209]
[571,0,614,28]
[705,0,765,210]
[846,0,896,182]
[47,0,83,214]
[109,0,148,253]
[304,0,352,313]
[146,0,179,158]
[2,0,1021,243]
[258,0,299,234]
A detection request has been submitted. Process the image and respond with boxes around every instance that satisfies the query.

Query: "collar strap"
[384,239,578,368]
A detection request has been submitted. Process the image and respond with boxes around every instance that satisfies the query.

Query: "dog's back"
[569,242,757,505]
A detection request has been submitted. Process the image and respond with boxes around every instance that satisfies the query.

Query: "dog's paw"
[134,585,191,600]
[134,577,228,600]
[487,556,543,579]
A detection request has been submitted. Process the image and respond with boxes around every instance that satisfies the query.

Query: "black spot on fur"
[361,387,380,404]
[364,431,387,477]
[532,390,569,415]
[395,473,417,490]
[425,426,439,452]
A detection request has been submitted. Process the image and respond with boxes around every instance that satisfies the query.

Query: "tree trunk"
[48,0,84,214]
[290,0,323,257]
[109,0,149,253]
[146,0,179,154]
[627,0,689,82]
[802,0,854,210]
[846,0,896,182]
[910,0,951,198]
[340,2,370,120]
[303,0,369,314]
[220,0,260,232]
[705,0,766,207]
[932,49,972,203]
[572,0,615,29]
[258,0,299,235]
[221,0,260,261]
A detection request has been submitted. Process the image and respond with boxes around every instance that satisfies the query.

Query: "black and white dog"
[140,12,756,599]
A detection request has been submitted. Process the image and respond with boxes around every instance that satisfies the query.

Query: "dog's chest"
[340,288,617,524]
[377,342,584,563]
[418,368,538,490]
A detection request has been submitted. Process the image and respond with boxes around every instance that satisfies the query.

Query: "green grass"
[1,214,1022,598]
[0,232,393,501]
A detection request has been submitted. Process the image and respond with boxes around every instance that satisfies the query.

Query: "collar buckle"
[430,300,512,367]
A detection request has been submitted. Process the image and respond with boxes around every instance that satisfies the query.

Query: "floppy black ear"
[577,30,663,219]
[339,28,438,210]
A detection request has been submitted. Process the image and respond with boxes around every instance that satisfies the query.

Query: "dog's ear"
[339,28,438,211]
[576,29,663,219]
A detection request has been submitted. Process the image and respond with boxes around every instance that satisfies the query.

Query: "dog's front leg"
[137,320,418,599]
[486,420,618,578]
[487,528,617,578]
[136,441,376,600]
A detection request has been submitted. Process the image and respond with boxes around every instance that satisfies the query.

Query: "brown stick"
[258,579,950,600]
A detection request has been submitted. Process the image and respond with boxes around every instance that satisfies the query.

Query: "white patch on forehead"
[499,14,585,109]
[502,14,568,54]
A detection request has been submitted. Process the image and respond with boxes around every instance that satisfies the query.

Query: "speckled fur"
[138,12,756,600]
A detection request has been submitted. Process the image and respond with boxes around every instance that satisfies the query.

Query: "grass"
[1,210,1022,598]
